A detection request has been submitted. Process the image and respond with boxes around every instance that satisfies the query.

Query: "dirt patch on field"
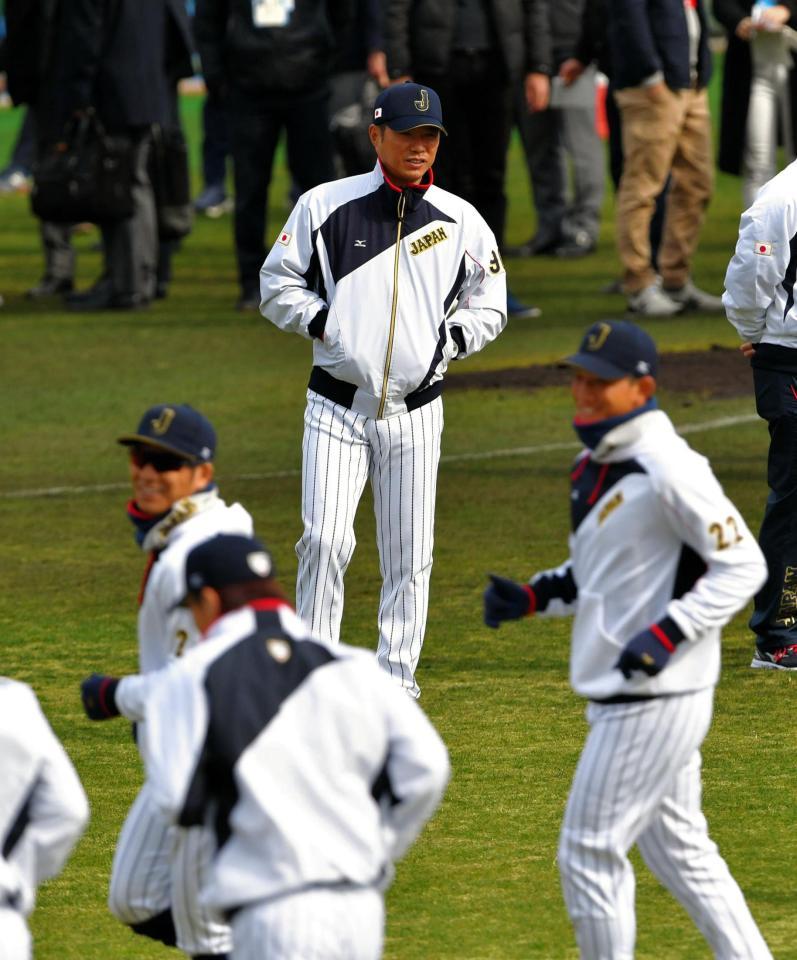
[446,345,753,399]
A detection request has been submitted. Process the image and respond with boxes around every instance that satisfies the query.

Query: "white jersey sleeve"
[0,681,89,913]
[140,663,209,823]
[260,192,330,339]
[446,204,507,359]
[373,671,450,862]
[652,453,768,641]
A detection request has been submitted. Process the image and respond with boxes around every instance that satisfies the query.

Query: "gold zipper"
[377,190,407,418]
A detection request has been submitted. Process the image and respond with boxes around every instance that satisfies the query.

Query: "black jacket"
[607,0,712,90]
[385,0,553,81]
[50,0,193,134]
[194,0,353,97]
[714,0,797,174]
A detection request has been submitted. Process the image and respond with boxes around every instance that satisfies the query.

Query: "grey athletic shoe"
[627,282,683,317]
[662,279,724,312]
[750,644,797,670]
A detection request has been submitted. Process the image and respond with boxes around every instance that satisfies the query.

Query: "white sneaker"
[663,279,724,312]
[627,282,683,317]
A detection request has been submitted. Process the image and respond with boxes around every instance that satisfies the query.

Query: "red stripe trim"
[587,463,610,505]
[524,584,537,616]
[790,384,797,402]
[650,623,676,652]
[127,499,155,520]
[378,159,433,193]
[98,677,114,717]
[248,598,293,612]
[570,453,590,481]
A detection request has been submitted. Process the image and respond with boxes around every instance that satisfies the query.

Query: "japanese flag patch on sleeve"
[277,231,292,246]
[755,241,773,256]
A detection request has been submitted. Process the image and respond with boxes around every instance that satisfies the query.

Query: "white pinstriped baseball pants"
[0,909,30,960]
[109,782,232,955]
[231,887,384,960]
[296,391,443,699]
[558,689,772,960]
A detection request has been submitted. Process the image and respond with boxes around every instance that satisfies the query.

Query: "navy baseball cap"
[181,534,275,601]
[372,82,447,134]
[117,404,216,464]
[562,320,659,379]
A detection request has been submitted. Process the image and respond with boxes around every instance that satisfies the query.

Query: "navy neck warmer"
[573,398,657,450]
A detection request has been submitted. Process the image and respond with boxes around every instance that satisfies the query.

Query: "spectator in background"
[714,0,797,208]
[193,90,233,218]
[330,0,388,177]
[607,0,724,316]
[506,0,605,259]
[385,0,553,321]
[50,0,192,311]
[194,0,352,312]
[4,1,77,298]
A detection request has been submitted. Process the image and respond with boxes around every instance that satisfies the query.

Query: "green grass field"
[1,89,795,959]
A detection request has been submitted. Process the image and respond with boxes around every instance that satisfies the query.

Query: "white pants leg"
[369,397,443,699]
[231,887,384,960]
[109,783,232,955]
[558,690,771,960]
[296,392,372,645]
[0,909,30,960]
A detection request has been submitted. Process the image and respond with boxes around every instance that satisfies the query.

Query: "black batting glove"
[81,673,121,720]
[484,574,536,628]
[615,617,685,679]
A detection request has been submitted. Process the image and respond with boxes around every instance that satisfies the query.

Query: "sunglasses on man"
[129,447,194,473]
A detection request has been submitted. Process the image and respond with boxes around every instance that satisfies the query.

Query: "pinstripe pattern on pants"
[109,783,232,954]
[296,391,443,699]
[558,689,772,960]
[231,887,384,960]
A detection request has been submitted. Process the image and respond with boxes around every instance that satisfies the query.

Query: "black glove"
[484,574,535,628]
[615,618,684,679]
[81,673,121,720]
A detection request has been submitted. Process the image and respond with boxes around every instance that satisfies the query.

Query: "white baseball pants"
[109,782,232,956]
[231,887,384,960]
[0,909,30,960]
[558,689,772,960]
[296,391,443,699]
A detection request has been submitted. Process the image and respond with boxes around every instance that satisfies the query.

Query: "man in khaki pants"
[609,0,724,316]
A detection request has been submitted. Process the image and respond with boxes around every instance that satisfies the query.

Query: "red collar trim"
[378,160,433,194]
[201,598,293,640]
[127,498,156,520]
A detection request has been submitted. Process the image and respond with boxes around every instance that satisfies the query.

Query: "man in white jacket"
[260,82,507,699]
[483,320,772,959]
[723,161,797,669]
[83,533,450,960]
[0,678,89,960]
[84,404,253,959]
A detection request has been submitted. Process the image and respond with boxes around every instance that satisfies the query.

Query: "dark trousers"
[750,352,797,649]
[424,53,513,245]
[228,86,335,298]
[201,90,229,189]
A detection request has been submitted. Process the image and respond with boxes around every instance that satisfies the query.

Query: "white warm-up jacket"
[533,411,767,700]
[260,162,507,419]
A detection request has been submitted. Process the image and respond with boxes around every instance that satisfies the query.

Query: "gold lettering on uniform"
[409,226,449,256]
[586,322,612,352]
[598,491,623,525]
[151,407,176,435]
[414,89,430,112]
[175,630,189,657]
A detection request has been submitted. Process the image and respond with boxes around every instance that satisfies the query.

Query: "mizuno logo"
[409,226,448,256]
[354,240,366,248]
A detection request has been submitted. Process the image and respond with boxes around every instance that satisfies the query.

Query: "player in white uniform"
[260,82,506,698]
[83,533,451,960]
[82,404,253,959]
[0,678,89,960]
[483,321,773,960]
